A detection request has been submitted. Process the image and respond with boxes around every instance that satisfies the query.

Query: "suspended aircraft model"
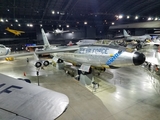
[48,28,70,35]
[5,27,25,36]
[0,73,69,120]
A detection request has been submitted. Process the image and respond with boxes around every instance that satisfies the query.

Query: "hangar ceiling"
[1,0,160,26]
[0,0,160,37]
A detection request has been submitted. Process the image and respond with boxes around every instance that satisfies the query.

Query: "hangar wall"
[109,21,160,36]
[110,21,160,29]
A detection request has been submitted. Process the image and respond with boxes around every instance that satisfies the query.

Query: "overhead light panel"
[29,24,33,27]
[60,12,65,15]
[6,19,8,22]
[40,24,43,27]
[112,22,115,25]
[135,16,138,19]
[15,19,18,22]
[18,24,21,26]
[66,25,69,28]
[155,17,158,21]
[0,19,4,22]
[148,17,151,21]
[127,16,130,19]
[118,15,123,19]
[57,11,59,14]
[52,11,55,14]
[11,24,13,26]
[84,21,87,25]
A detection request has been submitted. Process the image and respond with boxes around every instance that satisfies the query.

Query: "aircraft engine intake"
[133,52,146,65]
[43,60,50,66]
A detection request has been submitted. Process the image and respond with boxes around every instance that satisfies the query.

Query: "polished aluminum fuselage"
[53,45,135,68]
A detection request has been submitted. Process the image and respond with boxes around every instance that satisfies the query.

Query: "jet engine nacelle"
[34,60,50,68]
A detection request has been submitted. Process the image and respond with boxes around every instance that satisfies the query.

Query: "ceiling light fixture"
[0,19,4,22]
[135,16,138,19]
[52,11,55,14]
[66,25,69,28]
[118,15,123,19]
[155,17,158,21]
[84,21,87,25]
[148,17,151,21]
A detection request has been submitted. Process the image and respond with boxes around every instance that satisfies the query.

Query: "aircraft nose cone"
[133,52,146,65]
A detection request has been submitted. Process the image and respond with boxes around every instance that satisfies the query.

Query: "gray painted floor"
[0,47,160,120]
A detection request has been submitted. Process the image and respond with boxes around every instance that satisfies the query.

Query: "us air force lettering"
[79,47,109,54]
[0,83,22,94]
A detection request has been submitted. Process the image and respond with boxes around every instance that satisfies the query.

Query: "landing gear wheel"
[136,44,142,50]
[57,59,63,63]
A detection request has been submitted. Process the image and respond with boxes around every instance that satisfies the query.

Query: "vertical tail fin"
[41,28,51,50]
[123,29,130,37]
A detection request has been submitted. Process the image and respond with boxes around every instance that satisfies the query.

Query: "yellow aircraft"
[5,27,25,36]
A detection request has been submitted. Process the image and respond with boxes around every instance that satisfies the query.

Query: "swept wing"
[0,74,69,120]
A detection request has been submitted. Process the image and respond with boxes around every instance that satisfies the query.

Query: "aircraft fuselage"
[0,45,11,56]
[53,45,145,68]
[126,35,151,42]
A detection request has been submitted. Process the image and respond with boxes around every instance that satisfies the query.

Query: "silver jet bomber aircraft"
[36,44,146,74]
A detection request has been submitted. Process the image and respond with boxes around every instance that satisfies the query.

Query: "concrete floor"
[0,47,160,120]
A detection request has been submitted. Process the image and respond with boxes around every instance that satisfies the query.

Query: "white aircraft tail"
[123,29,130,37]
[41,28,51,50]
